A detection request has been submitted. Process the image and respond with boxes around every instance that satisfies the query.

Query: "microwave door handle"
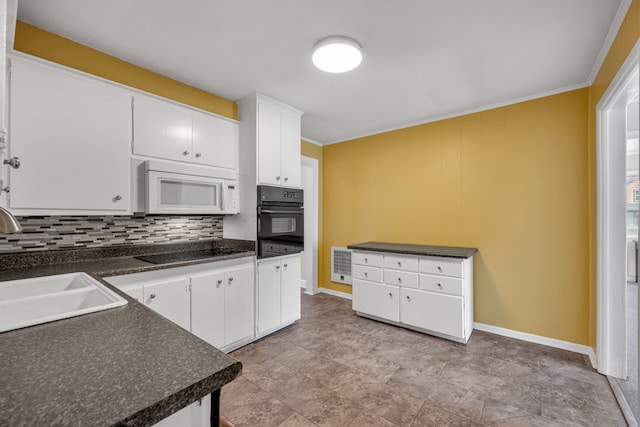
[260,209,302,214]
[220,182,225,211]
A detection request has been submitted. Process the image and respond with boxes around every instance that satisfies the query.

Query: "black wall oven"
[257,185,304,258]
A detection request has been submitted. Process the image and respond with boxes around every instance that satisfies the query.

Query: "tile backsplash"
[0,215,223,253]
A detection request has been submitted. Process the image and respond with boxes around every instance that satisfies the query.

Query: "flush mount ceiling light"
[312,36,363,73]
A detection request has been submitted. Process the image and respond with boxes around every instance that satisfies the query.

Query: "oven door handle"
[259,209,303,214]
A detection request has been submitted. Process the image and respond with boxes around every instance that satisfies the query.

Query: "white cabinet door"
[191,271,225,348]
[280,255,301,324]
[133,94,193,163]
[257,258,281,334]
[257,100,282,186]
[352,279,400,322]
[280,110,301,188]
[9,58,131,212]
[224,266,254,345]
[400,288,464,339]
[144,277,190,330]
[192,110,237,170]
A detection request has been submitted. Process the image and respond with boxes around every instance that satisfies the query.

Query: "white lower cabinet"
[257,254,301,337]
[352,279,399,322]
[351,249,474,343]
[400,288,464,339]
[144,277,190,330]
[104,257,255,352]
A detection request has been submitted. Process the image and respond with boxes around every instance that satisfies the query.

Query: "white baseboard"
[319,287,352,300]
[474,322,598,369]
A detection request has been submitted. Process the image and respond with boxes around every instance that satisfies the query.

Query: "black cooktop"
[134,247,243,265]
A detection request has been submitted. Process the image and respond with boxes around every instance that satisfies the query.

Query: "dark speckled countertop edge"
[347,241,478,259]
[0,239,254,427]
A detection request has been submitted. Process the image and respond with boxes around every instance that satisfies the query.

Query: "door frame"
[596,38,640,378]
[301,156,319,295]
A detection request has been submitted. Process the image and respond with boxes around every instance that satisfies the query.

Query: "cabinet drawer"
[352,279,399,322]
[384,254,418,272]
[352,251,384,267]
[419,257,463,278]
[352,264,383,282]
[384,269,419,289]
[419,274,463,296]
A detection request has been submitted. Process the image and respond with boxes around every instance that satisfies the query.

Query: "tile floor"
[220,293,627,426]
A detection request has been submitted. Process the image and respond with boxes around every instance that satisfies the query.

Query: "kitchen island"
[0,240,252,427]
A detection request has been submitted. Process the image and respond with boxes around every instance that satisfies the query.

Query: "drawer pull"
[406,295,411,302]
[437,266,443,272]
[228,277,234,285]
[217,279,223,287]
[364,272,368,277]
[397,277,402,284]
[149,293,156,299]
[364,258,368,263]
[437,283,442,288]
[398,261,402,267]
[388,293,393,299]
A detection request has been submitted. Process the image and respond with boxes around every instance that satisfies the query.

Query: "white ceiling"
[16,0,627,145]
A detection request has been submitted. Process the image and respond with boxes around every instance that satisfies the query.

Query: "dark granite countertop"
[0,239,255,427]
[347,241,478,259]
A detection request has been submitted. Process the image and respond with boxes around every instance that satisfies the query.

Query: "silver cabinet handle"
[4,157,20,169]
[388,293,393,299]
[183,150,190,156]
[216,279,223,287]
[406,295,411,302]
[283,263,288,268]
[437,266,443,272]
[114,195,122,201]
[195,152,202,158]
[149,293,156,299]
[437,283,442,288]
[397,277,402,283]
[364,272,368,277]
[364,258,368,263]
[398,261,401,267]
[228,277,234,285]
[276,265,280,270]
[284,177,288,182]
[276,176,281,181]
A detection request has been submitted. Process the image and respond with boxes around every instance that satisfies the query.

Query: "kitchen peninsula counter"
[0,239,254,427]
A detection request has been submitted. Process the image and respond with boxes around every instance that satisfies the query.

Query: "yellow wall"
[301,141,324,287]
[587,0,640,346]
[13,21,237,119]
[322,89,590,344]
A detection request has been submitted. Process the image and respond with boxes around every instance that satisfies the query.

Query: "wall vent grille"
[331,247,352,284]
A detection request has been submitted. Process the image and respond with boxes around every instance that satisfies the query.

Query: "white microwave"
[145,160,238,214]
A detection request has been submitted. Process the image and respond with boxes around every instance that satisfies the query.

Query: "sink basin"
[0,272,127,333]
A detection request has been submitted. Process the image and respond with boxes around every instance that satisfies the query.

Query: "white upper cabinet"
[133,94,239,171]
[256,96,302,188]
[133,94,192,163]
[192,110,237,170]
[8,57,131,214]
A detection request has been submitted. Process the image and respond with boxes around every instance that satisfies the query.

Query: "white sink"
[0,272,127,333]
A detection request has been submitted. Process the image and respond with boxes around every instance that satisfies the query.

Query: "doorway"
[301,156,319,295]
[596,39,639,424]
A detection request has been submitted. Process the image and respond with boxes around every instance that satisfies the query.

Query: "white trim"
[300,279,307,289]
[586,0,633,84]
[301,156,319,296]
[595,38,640,378]
[6,0,16,51]
[301,137,323,147]
[474,323,597,369]
[319,287,352,300]
[322,83,589,146]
